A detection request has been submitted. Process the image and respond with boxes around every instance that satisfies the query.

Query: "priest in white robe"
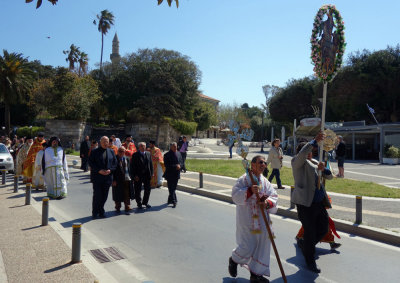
[229,155,278,283]
[43,137,69,199]
[33,143,46,190]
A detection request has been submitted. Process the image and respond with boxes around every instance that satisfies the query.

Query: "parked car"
[0,143,14,173]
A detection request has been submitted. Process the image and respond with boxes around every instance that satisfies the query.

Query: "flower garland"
[310,4,346,82]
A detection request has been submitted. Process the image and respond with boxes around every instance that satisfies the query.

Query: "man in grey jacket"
[291,132,333,273]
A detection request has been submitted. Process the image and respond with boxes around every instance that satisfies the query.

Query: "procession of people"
[2,130,341,282]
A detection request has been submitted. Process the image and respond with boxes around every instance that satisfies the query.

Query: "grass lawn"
[185,159,400,198]
[67,150,80,157]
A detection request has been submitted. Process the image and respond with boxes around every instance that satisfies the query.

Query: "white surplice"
[231,173,278,277]
[33,150,45,188]
[43,147,69,198]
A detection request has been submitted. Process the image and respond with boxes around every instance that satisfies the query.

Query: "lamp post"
[260,111,264,152]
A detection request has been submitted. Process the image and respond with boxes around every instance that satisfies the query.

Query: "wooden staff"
[317,82,328,189]
[247,168,287,283]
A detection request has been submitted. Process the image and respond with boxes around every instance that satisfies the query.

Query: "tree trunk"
[155,123,160,146]
[4,102,10,136]
[100,33,104,71]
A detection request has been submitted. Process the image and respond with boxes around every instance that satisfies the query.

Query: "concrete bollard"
[1,170,6,185]
[14,175,19,192]
[290,185,295,209]
[25,183,32,205]
[199,172,203,188]
[355,195,362,224]
[71,223,82,263]
[42,198,49,226]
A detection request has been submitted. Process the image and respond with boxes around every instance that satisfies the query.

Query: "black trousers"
[134,176,151,206]
[92,182,111,216]
[167,178,178,204]
[81,156,89,171]
[180,152,187,171]
[297,201,329,264]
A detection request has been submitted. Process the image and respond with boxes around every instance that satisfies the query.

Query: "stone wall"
[125,123,182,150]
[44,120,91,149]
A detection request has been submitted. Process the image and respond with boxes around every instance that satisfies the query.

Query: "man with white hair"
[89,136,117,219]
[130,142,153,209]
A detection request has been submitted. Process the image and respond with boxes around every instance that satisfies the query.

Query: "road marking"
[277,194,400,218]
[0,250,8,283]
[337,170,400,181]
[181,176,233,189]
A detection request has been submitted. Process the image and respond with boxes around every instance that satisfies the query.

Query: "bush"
[16,126,45,138]
[166,118,197,135]
[384,145,400,158]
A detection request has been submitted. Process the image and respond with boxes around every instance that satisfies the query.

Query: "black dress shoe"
[250,273,269,283]
[92,214,98,220]
[172,203,176,208]
[228,257,237,277]
[307,261,321,273]
[330,242,341,250]
[137,205,143,209]
[145,204,151,209]
[99,214,107,219]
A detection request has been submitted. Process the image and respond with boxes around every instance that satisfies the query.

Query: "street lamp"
[260,111,264,152]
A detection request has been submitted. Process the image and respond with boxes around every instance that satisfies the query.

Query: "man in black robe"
[80,135,90,172]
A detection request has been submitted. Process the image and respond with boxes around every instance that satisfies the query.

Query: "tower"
[110,32,121,64]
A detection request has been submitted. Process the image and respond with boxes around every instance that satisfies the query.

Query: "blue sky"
[2,0,400,107]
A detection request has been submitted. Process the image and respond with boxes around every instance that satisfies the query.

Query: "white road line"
[0,250,8,283]
[335,170,400,181]
[181,176,233,189]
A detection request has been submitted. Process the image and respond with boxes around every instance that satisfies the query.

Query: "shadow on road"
[222,276,249,282]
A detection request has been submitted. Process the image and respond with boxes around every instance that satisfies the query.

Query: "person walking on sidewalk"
[228,155,278,283]
[112,146,134,215]
[291,132,333,273]
[335,135,346,178]
[89,136,117,219]
[266,138,284,189]
[163,142,183,208]
[80,135,90,172]
[131,142,153,209]
[177,136,188,173]
[43,137,69,199]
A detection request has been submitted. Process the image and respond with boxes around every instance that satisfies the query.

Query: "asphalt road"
[30,167,400,283]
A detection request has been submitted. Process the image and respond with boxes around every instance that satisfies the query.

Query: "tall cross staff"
[311,4,346,188]
[227,121,287,282]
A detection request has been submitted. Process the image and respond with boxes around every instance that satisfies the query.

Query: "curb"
[174,182,400,248]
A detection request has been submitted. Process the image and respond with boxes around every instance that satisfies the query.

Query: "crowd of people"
[79,134,186,218]
[1,133,69,199]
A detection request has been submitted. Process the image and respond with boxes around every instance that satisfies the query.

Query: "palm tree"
[63,44,80,72]
[0,50,34,135]
[78,51,89,77]
[94,10,114,71]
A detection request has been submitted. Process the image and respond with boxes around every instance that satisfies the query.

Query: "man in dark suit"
[80,135,90,172]
[112,146,134,215]
[163,142,183,208]
[89,136,117,219]
[130,142,153,209]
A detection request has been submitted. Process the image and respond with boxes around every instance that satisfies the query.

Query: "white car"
[0,143,14,173]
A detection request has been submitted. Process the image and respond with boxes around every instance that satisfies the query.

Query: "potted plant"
[383,145,399,165]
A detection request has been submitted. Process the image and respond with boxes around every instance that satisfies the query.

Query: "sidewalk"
[0,176,96,283]
[174,171,400,247]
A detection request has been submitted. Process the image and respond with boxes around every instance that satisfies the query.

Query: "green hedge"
[166,118,197,135]
[16,126,45,138]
